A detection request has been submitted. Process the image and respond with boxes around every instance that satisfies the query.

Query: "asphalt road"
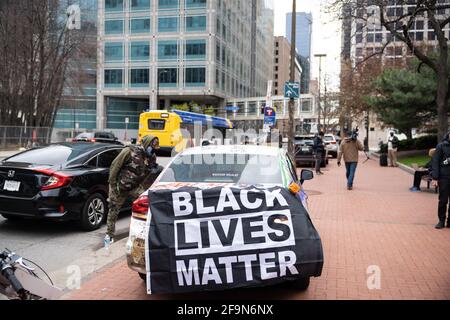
[0,155,173,285]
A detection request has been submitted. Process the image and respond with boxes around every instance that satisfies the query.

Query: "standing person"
[105,135,161,243]
[431,130,450,229]
[313,131,325,175]
[337,130,364,190]
[387,132,400,167]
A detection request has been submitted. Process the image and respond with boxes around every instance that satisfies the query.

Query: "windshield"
[160,153,282,184]
[4,144,95,166]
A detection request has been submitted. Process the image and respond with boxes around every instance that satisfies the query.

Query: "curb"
[52,238,128,298]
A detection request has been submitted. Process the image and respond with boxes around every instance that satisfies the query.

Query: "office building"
[286,12,312,93]
[273,36,301,96]
[96,0,274,133]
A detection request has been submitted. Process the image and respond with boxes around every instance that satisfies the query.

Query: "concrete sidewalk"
[64,156,450,300]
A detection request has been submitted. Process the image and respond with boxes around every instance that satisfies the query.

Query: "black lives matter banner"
[145,186,323,294]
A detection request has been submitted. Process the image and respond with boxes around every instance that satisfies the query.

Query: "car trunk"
[0,164,53,198]
[295,143,313,156]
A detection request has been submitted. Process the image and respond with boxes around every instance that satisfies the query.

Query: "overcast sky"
[273,0,341,91]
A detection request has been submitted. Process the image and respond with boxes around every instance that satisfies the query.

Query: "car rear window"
[160,153,282,184]
[4,144,96,166]
[148,120,166,130]
[75,133,94,139]
[323,136,334,142]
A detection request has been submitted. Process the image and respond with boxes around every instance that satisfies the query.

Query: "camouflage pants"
[106,185,145,238]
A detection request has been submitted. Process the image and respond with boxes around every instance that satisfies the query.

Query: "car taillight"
[89,138,96,143]
[331,141,337,145]
[36,169,73,191]
[132,195,149,221]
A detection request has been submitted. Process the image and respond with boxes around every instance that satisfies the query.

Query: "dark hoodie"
[431,130,450,180]
[108,135,158,187]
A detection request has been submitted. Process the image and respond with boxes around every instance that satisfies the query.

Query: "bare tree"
[329,0,450,140]
[0,0,91,131]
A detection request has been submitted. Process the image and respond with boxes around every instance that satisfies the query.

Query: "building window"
[158,40,178,61]
[186,0,207,9]
[130,42,150,61]
[158,68,178,87]
[216,43,221,63]
[104,69,123,87]
[104,42,124,62]
[105,0,123,12]
[185,40,206,60]
[130,69,149,87]
[185,67,206,87]
[130,18,151,33]
[158,0,179,10]
[158,17,179,33]
[185,15,207,32]
[130,0,150,11]
[105,20,124,35]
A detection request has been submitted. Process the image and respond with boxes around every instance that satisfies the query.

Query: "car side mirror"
[300,169,314,184]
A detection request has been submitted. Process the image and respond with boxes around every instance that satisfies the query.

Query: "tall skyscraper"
[96,0,274,132]
[286,12,312,93]
[286,12,312,59]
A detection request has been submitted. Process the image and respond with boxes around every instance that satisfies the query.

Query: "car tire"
[139,273,147,281]
[1,214,24,221]
[80,193,107,231]
[289,277,310,291]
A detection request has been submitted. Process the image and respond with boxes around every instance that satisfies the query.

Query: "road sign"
[264,105,276,127]
[284,82,300,99]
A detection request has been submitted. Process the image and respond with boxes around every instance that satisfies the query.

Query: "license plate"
[4,180,21,192]
[302,147,310,152]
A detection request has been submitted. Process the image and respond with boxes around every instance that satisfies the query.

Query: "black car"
[73,132,123,145]
[294,135,328,167]
[0,143,126,231]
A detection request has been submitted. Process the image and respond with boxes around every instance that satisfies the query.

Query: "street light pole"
[288,0,297,158]
[314,53,326,133]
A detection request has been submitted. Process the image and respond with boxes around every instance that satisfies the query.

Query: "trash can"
[380,154,388,167]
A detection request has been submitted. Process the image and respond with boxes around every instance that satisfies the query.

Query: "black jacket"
[388,135,399,149]
[313,135,325,153]
[432,131,450,180]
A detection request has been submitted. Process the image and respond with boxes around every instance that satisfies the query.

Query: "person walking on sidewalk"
[337,130,364,190]
[105,135,161,243]
[432,130,450,229]
[387,132,400,167]
[313,131,325,175]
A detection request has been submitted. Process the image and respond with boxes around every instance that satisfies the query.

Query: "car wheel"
[81,193,107,231]
[289,277,310,291]
[1,214,24,222]
[139,273,147,281]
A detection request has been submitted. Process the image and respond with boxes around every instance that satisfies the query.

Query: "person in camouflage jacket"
[106,135,160,241]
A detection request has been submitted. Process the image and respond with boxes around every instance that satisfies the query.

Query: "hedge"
[379,135,438,153]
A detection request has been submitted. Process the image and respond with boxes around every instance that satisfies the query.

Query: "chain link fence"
[0,126,53,151]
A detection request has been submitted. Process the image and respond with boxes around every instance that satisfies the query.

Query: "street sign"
[125,117,129,124]
[264,105,276,127]
[284,82,300,99]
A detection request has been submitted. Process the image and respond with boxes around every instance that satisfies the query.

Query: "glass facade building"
[97,0,275,131]
[286,12,312,93]
[54,0,98,132]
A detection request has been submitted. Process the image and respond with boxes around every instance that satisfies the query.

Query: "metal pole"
[314,54,326,133]
[288,0,297,158]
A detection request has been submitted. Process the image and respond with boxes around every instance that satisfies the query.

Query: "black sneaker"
[435,221,445,229]
[447,221,450,228]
